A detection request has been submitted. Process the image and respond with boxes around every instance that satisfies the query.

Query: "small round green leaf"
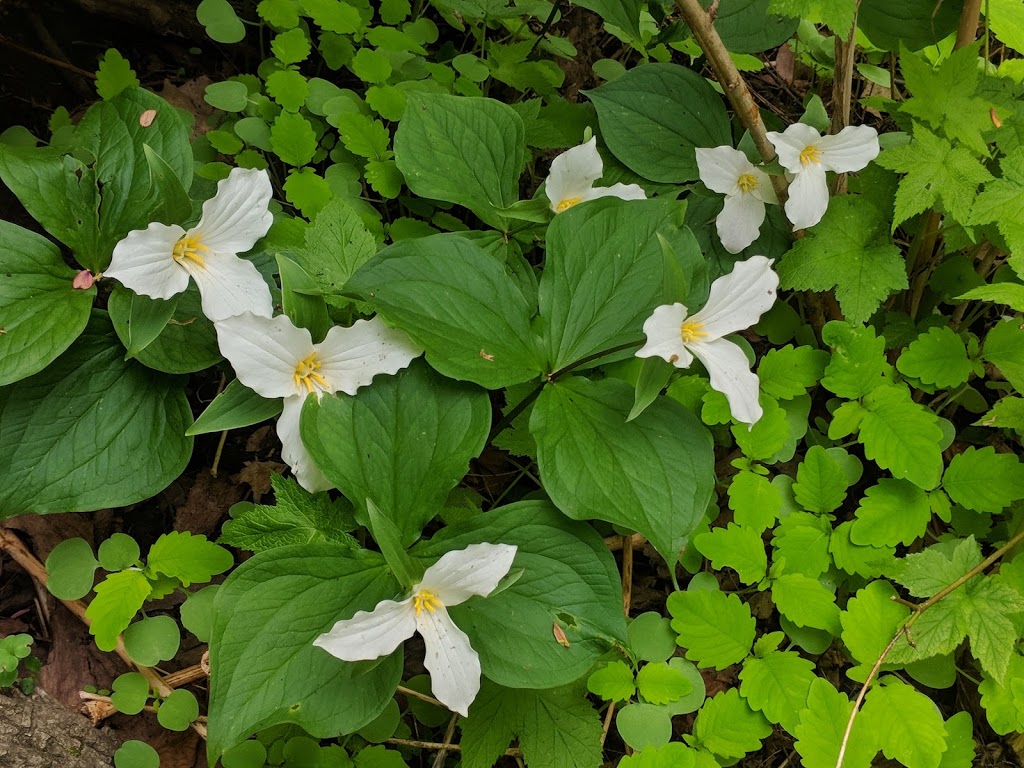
[45,538,98,600]
[98,533,141,572]
[356,698,400,743]
[123,616,181,667]
[222,739,268,768]
[616,702,673,750]
[157,689,200,731]
[111,672,150,715]
[197,0,245,43]
[205,81,250,112]
[114,740,160,768]
[662,658,706,715]
[180,585,219,643]
[628,612,678,663]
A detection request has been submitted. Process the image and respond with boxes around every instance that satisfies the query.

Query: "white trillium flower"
[314,542,518,717]
[766,123,880,230]
[696,146,778,254]
[105,167,275,322]
[636,255,778,426]
[214,312,423,492]
[545,137,646,213]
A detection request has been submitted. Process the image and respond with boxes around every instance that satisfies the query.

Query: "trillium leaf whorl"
[104,167,275,322]
[636,256,779,425]
[544,137,647,213]
[314,543,518,717]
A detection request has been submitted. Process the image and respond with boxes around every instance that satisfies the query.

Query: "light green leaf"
[271,28,311,64]
[123,615,180,667]
[532,376,715,566]
[95,49,139,100]
[982,318,1024,391]
[958,283,1024,312]
[794,679,877,768]
[346,235,542,389]
[667,589,756,669]
[978,652,1024,734]
[98,533,141,572]
[158,689,200,731]
[45,538,99,601]
[292,196,378,300]
[586,63,730,183]
[852,478,932,547]
[334,113,391,161]
[739,650,816,733]
[771,513,832,578]
[394,93,525,229]
[820,321,891,399]
[587,661,636,702]
[258,0,300,27]
[197,0,246,42]
[860,677,947,768]
[976,396,1024,433]
[270,111,319,166]
[792,445,849,514]
[0,221,94,386]
[840,580,911,676]
[205,81,250,112]
[303,0,363,32]
[757,344,829,400]
[690,688,771,759]
[616,702,673,750]
[771,574,841,634]
[943,446,1024,513]
[727,470,781,532]
[693,524,767,585]
[147,531,233,587]
[859,385,944,489]
[636,662,692,705]
[85,570,153,651]
[266,69,310,112]
[829,521,896,578]
[778,196,906,324]
[897,326,974,389]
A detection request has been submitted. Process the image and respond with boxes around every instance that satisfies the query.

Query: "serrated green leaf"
[757,344,829,400]
[271,28,311,64]
[771,574,840,634]
[943,446,1024,512]
[587,661,636,702]
[820,321,892,399]
[896,326,974,389]
[283,167,332,217]
[266,69,310,112]
[667,589,756,669]
[95,49,139,100]
[840,580,911,676]
[852,478,932,547]
[690,688,771,759]
[303,0,363,32]
[976,396,1024,432]
[636,662,692,705]
[365,159,403,198]
[958,283,1024,312]
[829,521,896,578]
[778,196,906,324]
[794,679,877,768]
[978,652,1024,734]
[727,470,781,532]
[771,513,832,578]
[769,0,856,36]
[739,650,816,733]
[147,531,233,587]
[792,445,849,514]
[860,677,947,768]
[270,111,318,166]
[859,385,944,489]
[85,570,153,651]
[983,318,1024,391]
[693,524,767,585]
[258,0,300,27]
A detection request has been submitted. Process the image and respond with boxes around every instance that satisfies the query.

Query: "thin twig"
[600,701,617,748]
[397,684,445,709]
[431,714,459,768]
[0,35,96,82]
[621,535,634,618]
[385,737,521,755]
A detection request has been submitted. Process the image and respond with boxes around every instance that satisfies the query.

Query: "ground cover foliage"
[2,0,1024,766]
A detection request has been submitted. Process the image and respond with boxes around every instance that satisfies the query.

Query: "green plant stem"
[833,526,1024,768]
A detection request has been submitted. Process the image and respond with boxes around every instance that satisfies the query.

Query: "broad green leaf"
[757,344,828,400]
[794,679,877,768]
[939,712,976,768]
[85,569,153,651]
[693,524,767,585]
[45,538,99,600]
[147,531,233,587]
[278,254,330,340]
[829,521,896,578]
[205,81,250,112]
[142,145,192,225]
[982,318,1024,392]
[302,361,490,545]
[943,446,1024,513]
[859,385,944,489]
[976,396,1024,433]
[292,196,378,301]
[0,312,192,517]
[207,546,403,758]
[896,326,974,389]
[890,537,983,598]
[728,470,781,532]
[539,199,700,370]
[394,93,525,229]
[574,0,644,40]
[636,662,692,705]
[702,0,799,53]
[860,677,947,768]
[106,285,178,358]
[0,220,93,385]
[858,0,959,50]
[346,235,542,389]
[958,283,1024,312]
[820,321,891,399]
[771,513,832,578]
[840,580,911,677]
[778,195,906,324]
[413,501,627,689]
[792,445,849,514]
[689,688,771,759]
[667,589,756,669]
[220,475,357,553]
[587,63,730,183]
[738,650,816,733]
[771,574,840,634]
[852,478,932,547]
[587,661,635,702]
[179,585,218,643]
[531,376,715,565]
[187,379,283,436]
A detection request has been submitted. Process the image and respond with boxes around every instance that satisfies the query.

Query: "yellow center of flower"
[172,234,208,268]
[799,145,823,165]
[680,321,708,344]
[555,196,583,213]
[737,173,760,194]
[293,352,330,395]
[413,590,442,616]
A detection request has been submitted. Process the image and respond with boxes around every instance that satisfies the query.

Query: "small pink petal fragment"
[139,109,157,128]
[72,270,95,290]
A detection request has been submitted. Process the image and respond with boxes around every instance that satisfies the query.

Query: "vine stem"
[833,527,1024,768]
[673,0,789,203]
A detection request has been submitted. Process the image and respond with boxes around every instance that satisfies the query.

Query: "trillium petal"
[546,137,603,212]
[582,183,647,204]
[696,146,754,195]
[105,223,190,300]
[717,192,766,254]
[636,303,695,369]
[418,543,518,608]
[417,606,481,717]
[817,125,880,173]
[278,395,333,493]
[215,312,313,398]
[689,256,778,339]
[196,167,274,255]
[766,123,823,174]
[689,337,763,425]
[750,168,778,205]
[182,250,274,321]
[313,596,417,662]
[316,317,423,396]
[784,165,829,229]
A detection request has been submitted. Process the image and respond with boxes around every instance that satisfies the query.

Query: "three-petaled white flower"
[215,312,422,492]
[636,255,778,426]
[105,167,274,322]
[314,542,518,717]
[766,123,880,230]
[545,137,646,213]
[696,146,778,254]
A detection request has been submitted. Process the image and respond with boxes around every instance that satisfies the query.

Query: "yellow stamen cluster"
[680,321,708,344]
[293,352,329,395]
[413,590,442,616]
[555,196,583,213]
[799,145,823,165]
[736,173,760,194]
[172,234,208,267]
